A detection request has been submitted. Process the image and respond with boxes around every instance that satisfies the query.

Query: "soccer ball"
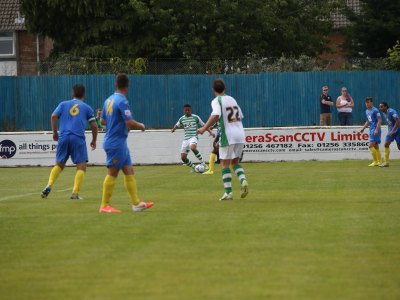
[195,164,206,173]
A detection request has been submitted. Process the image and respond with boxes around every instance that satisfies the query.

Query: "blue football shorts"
[385,130,400,145]
[56,134,88,164]
[104,145,132,170]
[369,127,381,144]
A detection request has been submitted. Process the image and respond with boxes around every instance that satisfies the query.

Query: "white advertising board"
[242,126,393,162]
[0,126,397,167]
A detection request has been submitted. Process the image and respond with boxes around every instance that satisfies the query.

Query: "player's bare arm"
[171,125,178,133]
[90,121,98,150]
[198,115,219,135]
[207,128,215,137]
[125,119,145,131]
[374,118,382,135]
[51,113,59,141]
[100,118,106,125]
[389,118,400,136]
[360,121,369,133]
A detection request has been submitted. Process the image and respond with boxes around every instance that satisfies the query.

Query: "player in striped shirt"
[171,104,214,171]
[198,78,249,201]
[378,101,400,167]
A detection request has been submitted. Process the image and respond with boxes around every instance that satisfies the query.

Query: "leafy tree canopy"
[344,0,400,58]
[21,0,340,59]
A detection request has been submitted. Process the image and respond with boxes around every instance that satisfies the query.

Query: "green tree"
[21,0,340,59]
[21,0,152,57]
[387,41,400,70]
[344,0,400,58]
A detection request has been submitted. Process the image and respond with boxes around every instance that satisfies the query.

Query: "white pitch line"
[0,188,71,202]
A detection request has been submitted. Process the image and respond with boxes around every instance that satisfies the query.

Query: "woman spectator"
[336,87,354,125]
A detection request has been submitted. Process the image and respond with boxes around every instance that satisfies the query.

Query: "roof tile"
[0,0,26,31]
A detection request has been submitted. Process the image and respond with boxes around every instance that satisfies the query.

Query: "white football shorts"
[181,136,198,153]
[219,143,244,160]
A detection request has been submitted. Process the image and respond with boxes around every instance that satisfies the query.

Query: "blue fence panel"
[0,71,399,131]
[0,76,16,130]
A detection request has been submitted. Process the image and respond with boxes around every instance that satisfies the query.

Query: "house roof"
[0,0,25,31]
[332,0,361,29]
[0,0,360,32]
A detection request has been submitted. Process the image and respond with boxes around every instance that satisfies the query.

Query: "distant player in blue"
[360,97,382,167]
[99,73,154,213]
[41,84,98,199]
[378,101,400,167]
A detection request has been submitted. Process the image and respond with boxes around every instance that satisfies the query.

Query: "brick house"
[0,0,53,75]
[321,0,361,69]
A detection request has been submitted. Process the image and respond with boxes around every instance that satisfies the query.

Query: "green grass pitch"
[0,161,399,300]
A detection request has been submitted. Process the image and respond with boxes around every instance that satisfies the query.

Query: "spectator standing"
[320,86,333,126]
[336,87,354,125]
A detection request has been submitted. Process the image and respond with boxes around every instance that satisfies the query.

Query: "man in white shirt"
[198,78,249,201]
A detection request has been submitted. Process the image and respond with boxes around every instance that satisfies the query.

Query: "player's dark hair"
[365,97,373,103]
[73,84,85,99]
[213,78,226,94]
[116,73,129,89]
[380,101,389,108]
[183,104,191,108]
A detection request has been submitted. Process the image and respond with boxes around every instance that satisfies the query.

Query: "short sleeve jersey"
[211,95,245,147]
[383,108,399,133]
[175,114,204,140]
[102,92,133,149]
[95,117,104,129]
[320,94,332,113]
[53,99,95,138]
[366,107,381,130]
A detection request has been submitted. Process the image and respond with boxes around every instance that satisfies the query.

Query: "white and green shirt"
[211,95,245,147]
[175,114,205,140]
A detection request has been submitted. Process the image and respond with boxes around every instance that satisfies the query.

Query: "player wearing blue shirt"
[360,97,382,167]
[99,74,154,213]
[378,102,400,167]
[41,84,98,199]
